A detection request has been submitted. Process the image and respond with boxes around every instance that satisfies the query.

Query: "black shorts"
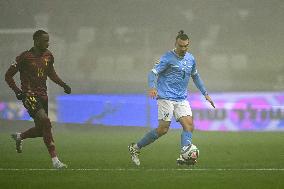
[22,96,48,118]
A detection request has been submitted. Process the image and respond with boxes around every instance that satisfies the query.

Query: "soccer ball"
[181,144,199,162]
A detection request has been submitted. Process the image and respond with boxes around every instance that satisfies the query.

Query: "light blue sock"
[181,130,192,149]
[137,129,159,149]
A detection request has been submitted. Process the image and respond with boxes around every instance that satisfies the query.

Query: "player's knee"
[157,127,169,136]
[162,127,169,135]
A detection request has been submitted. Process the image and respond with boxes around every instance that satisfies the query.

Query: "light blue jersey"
[148,50,208,101]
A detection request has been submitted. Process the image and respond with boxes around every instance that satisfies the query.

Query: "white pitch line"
[0,168,284,171]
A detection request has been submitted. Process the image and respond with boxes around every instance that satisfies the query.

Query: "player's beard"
[174,48,187,57]
[179,51,186,57]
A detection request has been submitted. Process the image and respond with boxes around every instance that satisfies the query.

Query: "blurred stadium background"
[0,0,283,130]
[0,0,283,188]
[1,0,284,96]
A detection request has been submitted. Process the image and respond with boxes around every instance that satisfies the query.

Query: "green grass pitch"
[0,120,283,189]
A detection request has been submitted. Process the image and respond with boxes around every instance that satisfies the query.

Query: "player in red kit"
[5,30,71,169]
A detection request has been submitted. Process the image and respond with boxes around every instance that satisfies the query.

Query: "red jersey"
[5,48,66,97]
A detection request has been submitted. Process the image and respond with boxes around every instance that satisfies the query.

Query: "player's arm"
[5,61,25,100]
[48,63,71,94]
[147,56,169,98]
[191,62,215,108]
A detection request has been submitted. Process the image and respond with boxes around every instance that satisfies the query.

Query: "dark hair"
[33,30,48,41]
[176,30,189,41]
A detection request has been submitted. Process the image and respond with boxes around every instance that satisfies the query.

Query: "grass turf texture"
[0,120,283,189]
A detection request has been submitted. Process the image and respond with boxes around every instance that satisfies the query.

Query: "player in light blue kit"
[128,30,215,166]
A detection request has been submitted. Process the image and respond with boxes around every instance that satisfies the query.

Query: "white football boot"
[128,143,140,166]
[176,154,197,166]
[53,160,67,169]
[176,155,188,165]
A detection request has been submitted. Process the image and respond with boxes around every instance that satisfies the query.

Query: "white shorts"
[157,99,193,122]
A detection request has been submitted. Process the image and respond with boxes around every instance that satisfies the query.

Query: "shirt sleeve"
[148,71,157,88]
[152,55,169,74]
[191,57,198,76]
[148,55,169,88]
[4,54,24,93]
[191,58,208,96]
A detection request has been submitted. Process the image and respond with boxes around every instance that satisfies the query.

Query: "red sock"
[41,117,57,158]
